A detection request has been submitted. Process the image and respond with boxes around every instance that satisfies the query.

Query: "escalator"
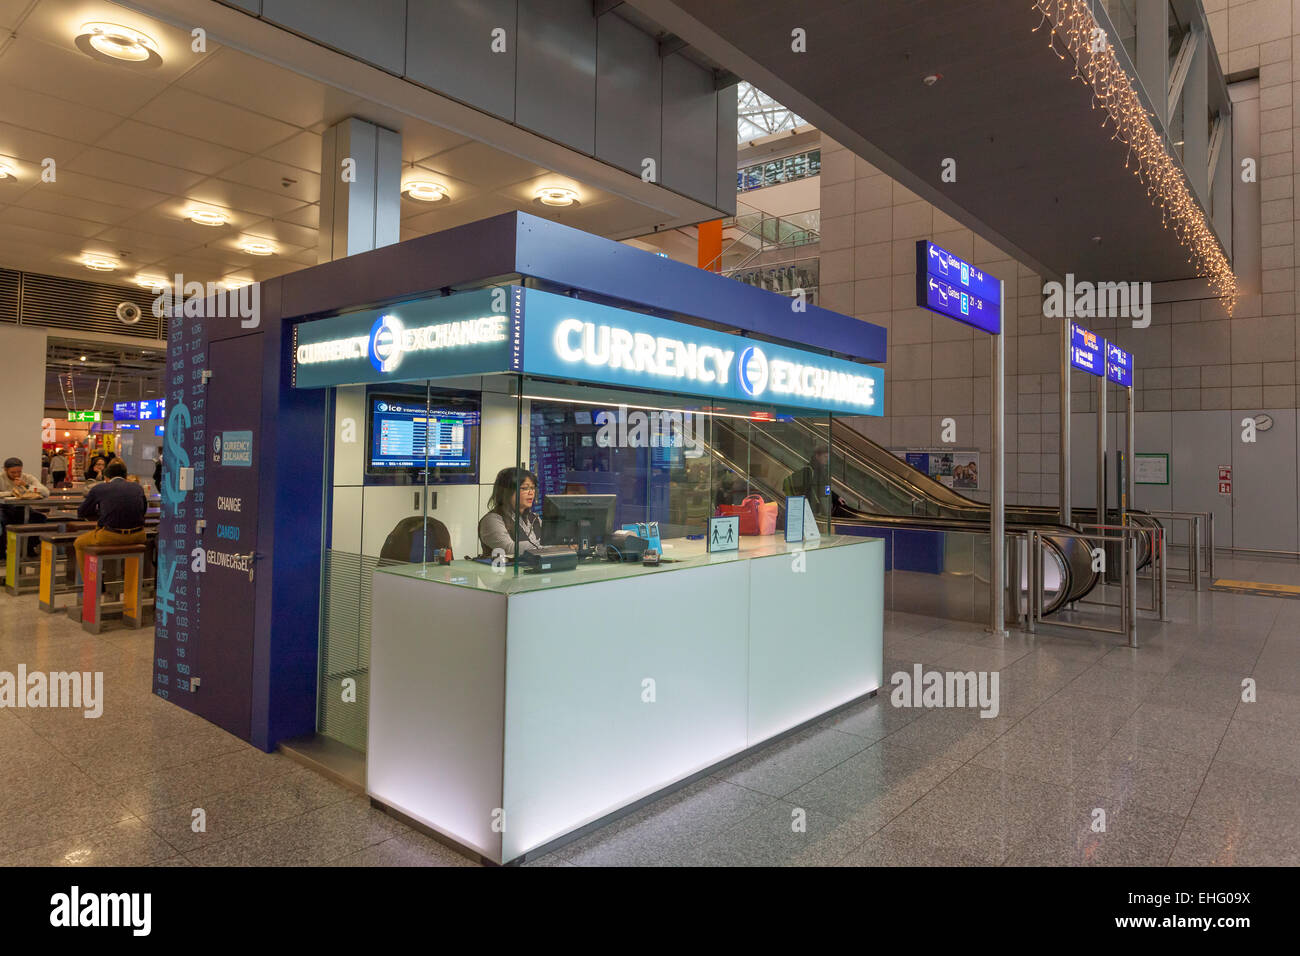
[704,416,1158,617]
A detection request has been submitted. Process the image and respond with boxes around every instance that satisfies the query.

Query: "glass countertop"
[374,533,878,595]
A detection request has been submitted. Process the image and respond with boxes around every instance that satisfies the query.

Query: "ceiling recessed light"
[79,355,87,362]
[402,180,449,202]
[133,274,168,289]
[75,22,162,67]
[81,255,119,271]
[922,73,942,86]
[239,239,275,256]
[535,186,579,207]
[188,208,228,227]
[221,277,253,290]
[0,161,16,180]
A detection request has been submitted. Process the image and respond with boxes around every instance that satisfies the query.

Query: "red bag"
[717,496,764,535]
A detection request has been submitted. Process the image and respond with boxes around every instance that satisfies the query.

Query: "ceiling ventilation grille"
[0,269,18,324]
[18,272,164,339]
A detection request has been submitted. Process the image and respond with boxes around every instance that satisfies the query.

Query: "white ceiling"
[0,0,677,291]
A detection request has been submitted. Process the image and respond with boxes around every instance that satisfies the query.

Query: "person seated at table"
[74,459,148,578]
[84,455,108,484]
[478,466,543,560]
[0,457,49,498]
[0,457,50,560]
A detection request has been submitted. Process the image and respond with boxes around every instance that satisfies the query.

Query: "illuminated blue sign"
[114,399,166,421]
[1070,323,1104,376]
[1106,341,1133,387]
[520,287,883,416]
[292,287,520,388]
[915,240,1000,334]
[293,286,885,415]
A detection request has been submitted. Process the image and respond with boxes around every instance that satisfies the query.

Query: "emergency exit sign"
[67,411,101,422]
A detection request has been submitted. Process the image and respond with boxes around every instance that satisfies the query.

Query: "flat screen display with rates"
[366,394,480,479]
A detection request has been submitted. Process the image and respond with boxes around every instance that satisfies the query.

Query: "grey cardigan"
[478,509,543,558]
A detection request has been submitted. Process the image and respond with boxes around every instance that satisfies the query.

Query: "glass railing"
[723,255,819,298]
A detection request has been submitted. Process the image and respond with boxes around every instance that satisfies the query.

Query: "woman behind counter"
[478,466,543,559]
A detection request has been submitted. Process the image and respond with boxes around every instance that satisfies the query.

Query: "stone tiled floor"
[1,554,1297,866]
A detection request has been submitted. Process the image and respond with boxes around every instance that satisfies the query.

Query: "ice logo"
[369,314,404,373]
[737,345,769,398]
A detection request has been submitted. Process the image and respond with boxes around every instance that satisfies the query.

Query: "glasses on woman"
[519,484,537,493]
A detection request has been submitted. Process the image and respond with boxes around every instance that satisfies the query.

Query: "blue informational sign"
[292,287,521,388]
[1070,323,1104,376]
[294,285,885,416]
[114,399,166,421]
[1106,341,1133,388]
[215,430,253,467]
[520,287,884,416]
[915,240,1001,334]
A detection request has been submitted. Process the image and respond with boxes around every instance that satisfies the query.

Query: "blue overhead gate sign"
[1070,322,1104,376]
[915,240,1001,334]
[1107,341,1133,387]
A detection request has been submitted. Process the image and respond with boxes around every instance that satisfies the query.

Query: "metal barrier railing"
[1142,509,1215,590]
[1021,523,1159,647]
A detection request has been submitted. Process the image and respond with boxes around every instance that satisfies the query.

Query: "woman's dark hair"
[488,466,539,517]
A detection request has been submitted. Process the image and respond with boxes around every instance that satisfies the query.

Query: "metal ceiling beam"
[1207,111,1224,185]
[658,34,687,57]
[1167,27,1199,117]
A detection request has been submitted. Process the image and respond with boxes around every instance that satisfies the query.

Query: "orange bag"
[716,494,778,535]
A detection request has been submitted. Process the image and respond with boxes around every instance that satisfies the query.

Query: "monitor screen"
[366,393,480,480]
[541,494,617,548]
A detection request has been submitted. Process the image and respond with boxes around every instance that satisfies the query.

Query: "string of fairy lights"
[1031,0,1237,311]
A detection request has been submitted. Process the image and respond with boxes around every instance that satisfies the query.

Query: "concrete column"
[318,117,402,262]
[1136,0,1170,126]
[0,325,48,476]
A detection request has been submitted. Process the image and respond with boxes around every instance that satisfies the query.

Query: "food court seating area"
[2,489,161,633]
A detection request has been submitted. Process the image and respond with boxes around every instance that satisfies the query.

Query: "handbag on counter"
[715,494,778,536]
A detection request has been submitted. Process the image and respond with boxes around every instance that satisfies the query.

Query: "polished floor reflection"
[1,553,1297,867]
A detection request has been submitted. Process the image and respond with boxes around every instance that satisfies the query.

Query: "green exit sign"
[68,411,101,422]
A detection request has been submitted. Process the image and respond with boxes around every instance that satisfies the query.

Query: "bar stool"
[37,531,86,612]
[75,543,150,633]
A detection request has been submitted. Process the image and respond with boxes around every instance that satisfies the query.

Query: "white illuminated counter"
[366,534,884,863]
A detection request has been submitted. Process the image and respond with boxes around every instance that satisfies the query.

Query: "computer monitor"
[365,392,480,482]
[542,494,616,553]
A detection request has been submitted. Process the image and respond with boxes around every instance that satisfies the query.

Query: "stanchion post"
[990,280,1007,638]
[1128,533,1139,647]
[1060,319,1071,526]
[1125,383,1135,526]
[1192,514,1201,592]
[1026,530,1037,634]
[1097,374,1107,532]
[1201,512,1211,580]
[1159,527,1169,622]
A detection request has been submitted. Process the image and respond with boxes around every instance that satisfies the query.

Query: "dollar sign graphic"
[162,401,192,514]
